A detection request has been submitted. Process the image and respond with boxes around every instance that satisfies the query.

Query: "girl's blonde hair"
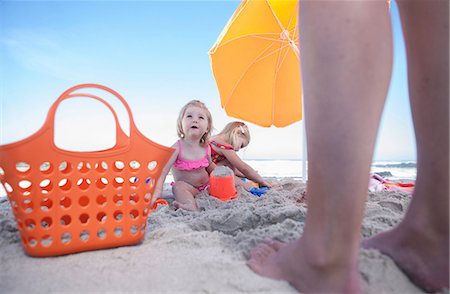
[218,121,250,150]
[177,100,213,145]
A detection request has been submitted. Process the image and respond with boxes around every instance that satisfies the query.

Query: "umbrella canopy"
[209,0,301,128]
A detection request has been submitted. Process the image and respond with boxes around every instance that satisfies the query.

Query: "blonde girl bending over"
[210,121,271,195]
[154,100,215,211]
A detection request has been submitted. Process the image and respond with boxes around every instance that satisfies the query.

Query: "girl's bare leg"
[247,0,392,292]
[172,181,199,211]
[364,0,449,291]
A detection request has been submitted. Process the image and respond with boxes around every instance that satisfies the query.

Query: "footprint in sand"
[378,201,404,213]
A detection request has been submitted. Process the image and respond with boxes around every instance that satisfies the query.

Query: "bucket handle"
[44,84,137,149]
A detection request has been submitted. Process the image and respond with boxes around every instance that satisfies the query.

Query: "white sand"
[0,179,440,293]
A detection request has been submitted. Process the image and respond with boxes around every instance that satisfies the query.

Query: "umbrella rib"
[286,1,298,34]
[254,42,291,64]
[213,33,284,51]
[266,0,300,59]
[266,0,289,35]
[271,35,293,125]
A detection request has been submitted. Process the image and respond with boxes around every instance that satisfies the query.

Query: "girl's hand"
[260,181,273,188]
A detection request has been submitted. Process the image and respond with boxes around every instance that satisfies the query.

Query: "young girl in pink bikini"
[209,121,272,194]
[154,100,215,211]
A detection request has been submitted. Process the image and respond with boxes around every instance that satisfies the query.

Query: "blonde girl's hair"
[176,100,213,145]
[218,121,250,149]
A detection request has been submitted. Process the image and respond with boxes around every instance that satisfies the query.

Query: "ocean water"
[0,160,416,198]
[245,160,417,181]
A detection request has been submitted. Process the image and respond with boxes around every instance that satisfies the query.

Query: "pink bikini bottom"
[170,181,209,192]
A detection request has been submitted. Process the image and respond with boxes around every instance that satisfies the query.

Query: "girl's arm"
[153,145,179,200]
[221,149,272,187]
[206,145,216,174]
[234,169,246,178]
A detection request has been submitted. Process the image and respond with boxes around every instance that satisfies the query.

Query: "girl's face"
[233,135,248,151]
[182,106,209,140]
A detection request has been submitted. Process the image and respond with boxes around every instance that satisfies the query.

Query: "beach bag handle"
[44,84,137,154]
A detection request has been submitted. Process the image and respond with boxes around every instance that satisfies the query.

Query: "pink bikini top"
[173,140,210,171]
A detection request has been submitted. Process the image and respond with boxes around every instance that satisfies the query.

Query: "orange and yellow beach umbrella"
[209,0,301,128]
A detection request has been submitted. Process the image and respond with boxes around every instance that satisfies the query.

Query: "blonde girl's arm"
[234,169,246,178]
[206,144,216,174]
[153,144,179,200]
[221,149,272,188]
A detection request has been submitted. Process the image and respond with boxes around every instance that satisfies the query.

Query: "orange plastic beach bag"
[0,84,174,257]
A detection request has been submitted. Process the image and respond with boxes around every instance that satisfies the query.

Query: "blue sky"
[1,0,415,161]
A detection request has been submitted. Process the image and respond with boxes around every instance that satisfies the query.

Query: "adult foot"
[363,227,449,292]
[247,239,362,293]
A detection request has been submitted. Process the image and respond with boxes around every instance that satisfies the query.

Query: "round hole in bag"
[129,177,139,186]
[148,161,157,171]
[3,182,13,193]
[96,194,107,206]
[0,167,5,176]
[97,229,106,239]
[77,178,91,190]
[143,207,149,217]
[40,179,54,194]
[41,217,53,229]
[16,162,31,174]
[95,161,108,173]
[113,177,124,189]
[18,180,32,193]
[130,225,138,235]
[145,177,155,188]
[41,235,53,247]
[129,209,139,220]
[95,177,108,189]
[113,194,123,205]
[28,237,38,247]
[21,199,33,213]
[129,160,141,170]
[25,219,36,230]
[60,215,72,226]
[114,227,123,238]
[59,161,72,174]
[97,212,107,223]
[113,211,123,221]
[39,162,52,174]
[144,193,152,203]
[40,198,53,211]
[129,193,139,204]
[113,161,125,172]
[77,161,91,173]
[79,195,90,207]
[58,179,71,191]
[61,232,72,244]
[79,213,90,224]
[60,196,72,209]
[80,230,90,242]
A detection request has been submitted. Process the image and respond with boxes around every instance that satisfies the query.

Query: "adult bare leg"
[247,0,392,292]
[363,0,449,291]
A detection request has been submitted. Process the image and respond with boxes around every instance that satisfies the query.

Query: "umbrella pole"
[301,91,307,183]
[302,120,307,183]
